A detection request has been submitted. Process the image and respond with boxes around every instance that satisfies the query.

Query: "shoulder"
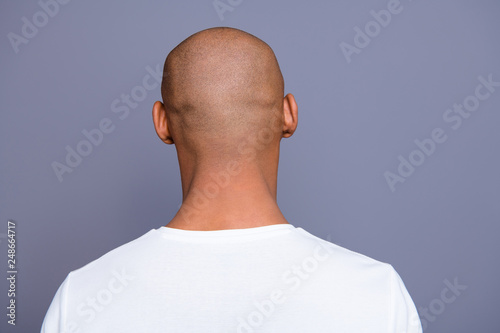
[287,227,422,332]
[292,227,394,270]
[68,228,158,281]
[288,227,405,300]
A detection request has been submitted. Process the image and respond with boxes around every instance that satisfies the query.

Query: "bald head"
[154,27,296,168]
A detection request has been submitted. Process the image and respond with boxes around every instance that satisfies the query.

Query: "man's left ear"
[152,101,174,144]
[282,93,298,138]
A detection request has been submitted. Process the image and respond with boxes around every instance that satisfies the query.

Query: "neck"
[166,157,288,231]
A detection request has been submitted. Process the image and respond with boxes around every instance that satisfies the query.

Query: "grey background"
[1,0,499,332]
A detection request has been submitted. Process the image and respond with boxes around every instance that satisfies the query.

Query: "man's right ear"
[152,101,174,144]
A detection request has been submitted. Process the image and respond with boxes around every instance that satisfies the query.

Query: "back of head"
[161,27,285,163]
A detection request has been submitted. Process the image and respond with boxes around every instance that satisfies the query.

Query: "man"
[41,27,422,332]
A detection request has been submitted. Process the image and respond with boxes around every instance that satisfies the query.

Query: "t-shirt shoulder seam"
[295,227,392,267]
[61,271,72,330]
[388,264,396,332]
[69,229,157,275]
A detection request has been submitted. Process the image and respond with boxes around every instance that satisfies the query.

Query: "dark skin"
[152,27,298,231]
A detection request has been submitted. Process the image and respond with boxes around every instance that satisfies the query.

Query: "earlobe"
[282,93,298,138]
[152,101,174,144]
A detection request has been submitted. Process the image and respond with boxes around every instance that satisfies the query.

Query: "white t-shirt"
[41,224,422,332]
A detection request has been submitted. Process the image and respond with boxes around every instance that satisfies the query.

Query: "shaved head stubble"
[152,27,298,230]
